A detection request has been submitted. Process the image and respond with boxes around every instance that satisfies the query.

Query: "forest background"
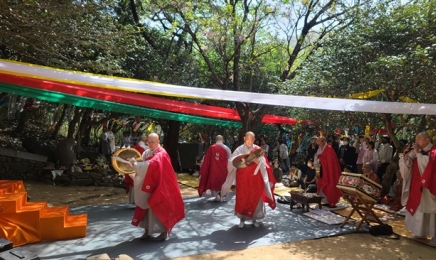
[1,0,435,170]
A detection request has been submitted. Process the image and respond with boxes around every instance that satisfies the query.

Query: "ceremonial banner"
[1,59,435,115]
[0,72,301,125]
[0,83,242,128]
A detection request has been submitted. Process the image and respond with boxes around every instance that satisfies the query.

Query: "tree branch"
[129,0,157,49]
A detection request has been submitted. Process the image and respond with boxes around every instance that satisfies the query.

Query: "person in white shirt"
[278,140,290,172]
[377,135,393,181]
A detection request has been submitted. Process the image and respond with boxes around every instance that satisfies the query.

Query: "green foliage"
[283,0,436,138]
[0,0,136,74]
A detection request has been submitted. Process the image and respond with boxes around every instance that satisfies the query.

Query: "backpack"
[369,224,399,239]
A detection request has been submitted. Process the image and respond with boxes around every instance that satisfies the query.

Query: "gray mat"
[22,194,354,260]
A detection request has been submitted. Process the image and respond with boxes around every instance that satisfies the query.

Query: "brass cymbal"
[111,148,142,174]
[232,148,264,169]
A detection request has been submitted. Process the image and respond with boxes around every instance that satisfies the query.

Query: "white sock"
[238,218,245,228]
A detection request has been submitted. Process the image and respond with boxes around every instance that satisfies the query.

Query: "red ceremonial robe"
[123,145,145,194]
[132,144,145,155]
[317,145,342,206]
[235,152,276,218]
[131,147,185,235]
[198,144,228,197]
[406,146,436,216]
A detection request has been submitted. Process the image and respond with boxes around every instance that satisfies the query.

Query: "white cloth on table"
[51,170,64,181]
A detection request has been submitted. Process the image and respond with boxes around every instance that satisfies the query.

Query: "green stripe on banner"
[0,83,242,128]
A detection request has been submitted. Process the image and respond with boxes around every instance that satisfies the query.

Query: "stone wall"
[0,148,125,188]
[0,155,45,181]
[39,168,125,188]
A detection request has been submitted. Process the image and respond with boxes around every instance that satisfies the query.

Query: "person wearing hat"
[220,131,276,229]
[337,136,357,172]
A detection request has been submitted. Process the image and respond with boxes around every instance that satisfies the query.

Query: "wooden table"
[289,192,323,212]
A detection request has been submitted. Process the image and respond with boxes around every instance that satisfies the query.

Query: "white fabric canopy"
[1,59,435,115]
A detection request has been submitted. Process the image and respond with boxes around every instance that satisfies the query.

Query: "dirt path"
[24,181,436,260]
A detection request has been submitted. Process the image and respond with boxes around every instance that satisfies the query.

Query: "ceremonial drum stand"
[337,173,383,232]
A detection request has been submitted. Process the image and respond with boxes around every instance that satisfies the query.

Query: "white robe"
[137,141,149,152]
[131,146,165,235]
[127,142,149,203]
[221,144,274,220]
[399,143,436,237]
[107,131,116,153]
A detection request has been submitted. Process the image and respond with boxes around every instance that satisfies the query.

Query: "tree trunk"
[15,98,34,133]
[235,102,266,146]
[75,109,92,158]
[54,137,76,167]
[82,125,92,146]
[67,107,83,139]
[163,120,181,172]
[52,105,67,139]
[382,114,400,149]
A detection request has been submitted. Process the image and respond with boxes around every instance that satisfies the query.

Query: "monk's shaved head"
[148,133,159,141]
[139,135,148,142]
[244,131,255,147]
[147,133,160,150]
[245,131,255,138]
[415,132,431,149]
[417,132,430,140]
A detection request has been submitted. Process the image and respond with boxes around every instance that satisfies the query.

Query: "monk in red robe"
[221,132,276,228]
[132,135,149,155]
[129,133,185,241]
[314,136,342,208]
[399,132,436,244]
[198,135,231,201]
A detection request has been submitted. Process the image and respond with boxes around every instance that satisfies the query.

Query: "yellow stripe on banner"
[349,89,384,99]
[2,59,436,115]
[399,96,419,103]
[0,59,210,100]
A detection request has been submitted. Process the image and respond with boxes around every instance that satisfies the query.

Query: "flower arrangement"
[94,155,109,172]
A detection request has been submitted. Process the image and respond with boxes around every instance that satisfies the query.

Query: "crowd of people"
[111,130,435,245]
[259,133,401,201]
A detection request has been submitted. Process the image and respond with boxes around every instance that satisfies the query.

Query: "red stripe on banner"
[0,73,305,125]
